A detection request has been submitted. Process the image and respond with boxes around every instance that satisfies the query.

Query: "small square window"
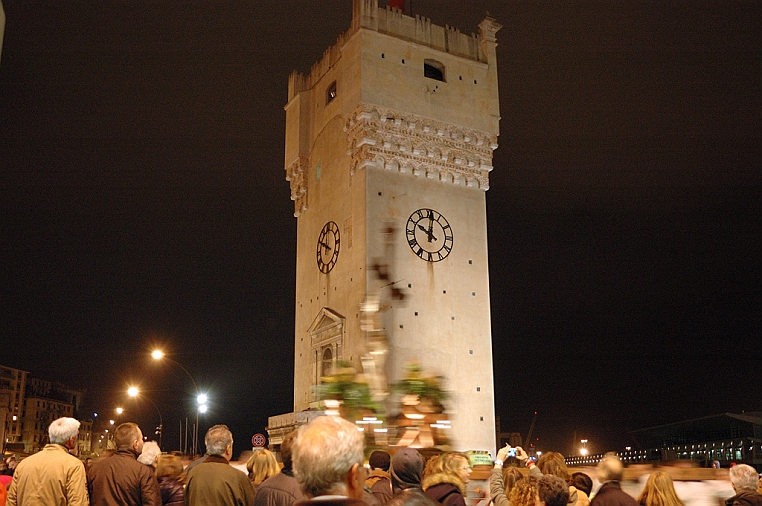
[414,312,418,316]
[326,81,337,104]
[477,387,481,392]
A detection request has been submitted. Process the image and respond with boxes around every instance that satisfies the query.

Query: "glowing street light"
[126,386,163,448]
[116,407,124,415]
[198,404,207,414]
[580,439,589,456]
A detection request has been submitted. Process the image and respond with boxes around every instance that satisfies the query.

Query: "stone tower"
[284,0,501,452]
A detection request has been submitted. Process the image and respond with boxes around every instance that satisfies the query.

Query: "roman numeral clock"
[406,208,453,262]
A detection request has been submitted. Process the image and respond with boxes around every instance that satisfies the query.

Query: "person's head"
[571,472,593,497]
[537,475,570,506]
[204,424,234,460]
[137,441,161,467]
[114,422,144,453]
[729,464,759,492]
[423,454,441,480]
[280,430,298,471]
[596,453,624,483]
[391,448,425,491]
[503,467,524,496]
[48,417,80,448]
[292,415,365,499]
[156,454,186,484]
[537,452,570,483]
[247,449,280,486]
[439,452,472,485]
[637,471,685,506]
[509,475,539,506]
[370,450,391,472]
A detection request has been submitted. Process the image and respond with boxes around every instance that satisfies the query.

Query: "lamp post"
[151,349,205,455]
[580,439,589,456]
[127,387,164,448]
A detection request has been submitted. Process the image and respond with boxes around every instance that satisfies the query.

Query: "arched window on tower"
[321,347,333,377]
[424,59,445,82]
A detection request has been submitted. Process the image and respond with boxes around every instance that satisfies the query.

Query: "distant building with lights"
[566,412,762,469]
[1,364,91,456]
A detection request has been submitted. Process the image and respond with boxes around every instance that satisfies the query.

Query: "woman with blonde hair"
[637,471,685,506]
[247,449,280,493]
[509,475,539,506]
[422,452,472,506]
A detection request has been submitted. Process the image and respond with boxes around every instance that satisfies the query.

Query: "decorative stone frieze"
[286,154,309,217]
[344,104,497,191]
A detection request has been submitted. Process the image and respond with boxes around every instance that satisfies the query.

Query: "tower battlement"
[289,0,498,101]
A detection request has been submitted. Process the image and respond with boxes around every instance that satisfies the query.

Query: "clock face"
[316,221,340,273]
[406,208,453,262]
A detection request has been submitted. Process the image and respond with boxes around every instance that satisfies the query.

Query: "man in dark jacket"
[255,431,306,506]
[590,454,637,506]
[726,464,762,506]
[87,422,162,506]
[185,424,255,506]
[292,416,368,506]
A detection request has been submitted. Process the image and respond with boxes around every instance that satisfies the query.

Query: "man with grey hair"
[590,453,637,506]
[185,424,255,506]
[726,464,762,506]
[87,422,161,505]
[7,417,89,506]
[292,415,368,506]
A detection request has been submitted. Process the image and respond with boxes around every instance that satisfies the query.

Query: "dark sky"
[1,0,760,457]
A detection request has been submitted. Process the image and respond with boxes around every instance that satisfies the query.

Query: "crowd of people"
[1,415,761,506]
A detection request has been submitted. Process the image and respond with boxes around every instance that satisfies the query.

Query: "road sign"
[252,433,266,447]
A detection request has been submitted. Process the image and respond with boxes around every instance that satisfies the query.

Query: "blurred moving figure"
[248,450,280,494]
[7,417,88,506]
[156,454,185,506]
[636,471,685,506]
[726,465,762,506]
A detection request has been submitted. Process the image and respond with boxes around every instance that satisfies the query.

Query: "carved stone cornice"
[286,154,310,217]
[344,104,498,190]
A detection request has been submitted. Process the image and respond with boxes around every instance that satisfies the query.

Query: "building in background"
[1,364,90,455]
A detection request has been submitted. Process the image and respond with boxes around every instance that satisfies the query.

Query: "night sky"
[1,0,760,457]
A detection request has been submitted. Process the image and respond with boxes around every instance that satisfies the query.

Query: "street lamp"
[580,439,589,456]
[152,349,203,455]
[127,386,164,448]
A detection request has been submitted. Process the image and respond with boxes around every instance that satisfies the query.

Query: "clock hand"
[319,240,332,251]
[417,223,437,242]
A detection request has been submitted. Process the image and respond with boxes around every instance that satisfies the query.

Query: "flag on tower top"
[389,0,405,13]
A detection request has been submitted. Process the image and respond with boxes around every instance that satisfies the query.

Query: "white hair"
[729,464,759,491]
[137,441,161,465]
[204,424,233,456]
[596,453,624,482]
[48,417,80,445]
[292,415,364,497]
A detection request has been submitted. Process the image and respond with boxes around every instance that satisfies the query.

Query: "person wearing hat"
[384,449,439,506]
[366,451,393,504]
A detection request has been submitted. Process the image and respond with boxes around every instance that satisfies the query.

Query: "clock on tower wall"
[316,221,340,274]
[406,208,453,262]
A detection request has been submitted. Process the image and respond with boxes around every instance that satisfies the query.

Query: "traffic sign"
[252,433,266,447]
